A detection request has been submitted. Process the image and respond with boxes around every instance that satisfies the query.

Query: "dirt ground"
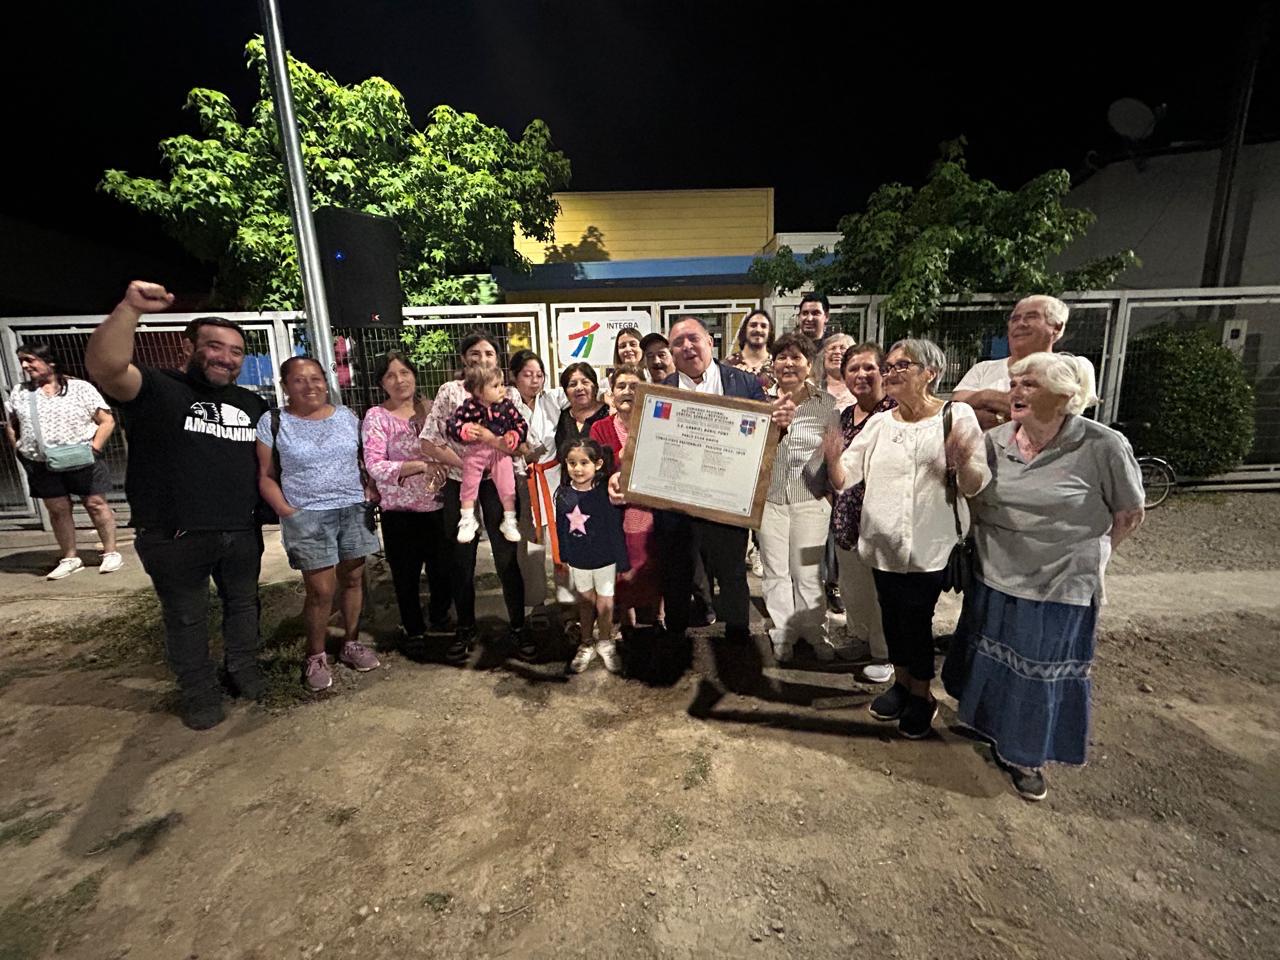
[0,492,1277,960]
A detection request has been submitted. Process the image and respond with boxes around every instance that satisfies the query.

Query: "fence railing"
[1,285,1277,526]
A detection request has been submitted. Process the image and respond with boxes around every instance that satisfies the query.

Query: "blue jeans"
[280,503,380,571]
[135,528,263,696]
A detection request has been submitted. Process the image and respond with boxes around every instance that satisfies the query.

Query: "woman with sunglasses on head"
[824,338,990,739]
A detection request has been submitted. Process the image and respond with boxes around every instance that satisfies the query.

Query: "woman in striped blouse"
[756,332,837,663]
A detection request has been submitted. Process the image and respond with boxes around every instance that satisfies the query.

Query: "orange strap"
[527,461,561,565]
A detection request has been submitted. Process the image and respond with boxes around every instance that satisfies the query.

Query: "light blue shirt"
[257,406,365,510]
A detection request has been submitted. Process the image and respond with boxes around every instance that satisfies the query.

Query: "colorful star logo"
[567,319,601,358]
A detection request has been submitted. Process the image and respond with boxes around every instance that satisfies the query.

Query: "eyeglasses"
[878,360,921,375]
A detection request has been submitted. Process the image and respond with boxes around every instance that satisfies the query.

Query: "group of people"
[63,281,1142,804]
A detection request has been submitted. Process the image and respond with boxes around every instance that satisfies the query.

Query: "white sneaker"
[456,512,479,543]
[860,663,894,684]
[99,551,123,574]
[597,638,622,674]
[499,513,521,542]
[47,557,84,580]
[568,644,596,674]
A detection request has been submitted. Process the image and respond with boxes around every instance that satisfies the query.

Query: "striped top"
[766,384,834,504]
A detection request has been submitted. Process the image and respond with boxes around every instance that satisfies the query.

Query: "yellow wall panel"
[516,188,774,263]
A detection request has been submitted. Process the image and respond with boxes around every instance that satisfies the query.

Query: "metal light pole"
[1200,5,1269,288]
[258,0,340,397]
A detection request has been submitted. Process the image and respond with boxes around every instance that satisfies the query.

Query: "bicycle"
[1110,422,1175,508]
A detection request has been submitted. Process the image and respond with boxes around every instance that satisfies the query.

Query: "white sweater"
[835,402,991,573]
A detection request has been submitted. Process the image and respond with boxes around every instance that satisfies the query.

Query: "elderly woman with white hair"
[953,295,1097,431]
[825,338,990,739]
[945,351,1144,802]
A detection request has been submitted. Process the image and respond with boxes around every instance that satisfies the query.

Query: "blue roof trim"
[494,254,759,290]
[492,250,836,291]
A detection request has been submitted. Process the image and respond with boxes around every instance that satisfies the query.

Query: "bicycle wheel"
[1139,458,1175,509]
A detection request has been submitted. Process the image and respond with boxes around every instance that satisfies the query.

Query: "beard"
[187,357,235,387]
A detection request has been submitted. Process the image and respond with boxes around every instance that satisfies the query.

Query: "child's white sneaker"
[596,638,622,674]
[457,512,479,543]
[568,643,596,674]
[499,511,521,542]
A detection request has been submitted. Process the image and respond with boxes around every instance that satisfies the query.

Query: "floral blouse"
[363,405,443,513]
[831,395,896,550]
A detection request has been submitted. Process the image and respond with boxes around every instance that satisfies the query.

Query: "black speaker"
[314,206,404,327]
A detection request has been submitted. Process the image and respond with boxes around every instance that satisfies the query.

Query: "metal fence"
[764,289,1280,461]
[0,305,545,527]
[1,287,1276,526]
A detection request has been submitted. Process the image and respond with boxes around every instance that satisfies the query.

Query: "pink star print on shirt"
[566,504,590,535]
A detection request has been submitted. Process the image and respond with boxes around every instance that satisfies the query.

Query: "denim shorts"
[280,503,380,571]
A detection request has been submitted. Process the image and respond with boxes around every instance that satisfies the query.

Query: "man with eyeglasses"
[952,295,1097,432]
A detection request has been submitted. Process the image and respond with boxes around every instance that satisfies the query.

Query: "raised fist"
[122,281,175,314]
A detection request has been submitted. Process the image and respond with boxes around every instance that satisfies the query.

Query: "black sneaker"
[179,689,225,731]
[1010,766,1048,802]
[825,583,845,615]
[869,683,910,721]
[512,626,539,662]
[446,627,476,664]
[399,632,428,661]
[898,694,938,739]
[226,665,267,702]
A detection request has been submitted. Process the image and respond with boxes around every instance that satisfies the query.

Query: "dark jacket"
[662,361,768,401]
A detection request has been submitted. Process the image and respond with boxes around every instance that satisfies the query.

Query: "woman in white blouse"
[825,338,990,739]
[508,350,573,632]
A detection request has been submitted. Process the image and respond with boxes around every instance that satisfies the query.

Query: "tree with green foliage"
[100,38,570,310]
[1119,327,1254,477]
[750,139,1137,323]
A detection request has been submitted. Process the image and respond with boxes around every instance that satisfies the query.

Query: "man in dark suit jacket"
[643,316,795,644]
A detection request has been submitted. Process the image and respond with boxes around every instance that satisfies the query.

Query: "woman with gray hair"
[825,338,990,738]
[945,351,1144,801]
[953,295,1097,431]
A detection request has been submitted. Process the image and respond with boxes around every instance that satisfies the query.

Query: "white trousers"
[837,543,888,660]
[758,499,831,648]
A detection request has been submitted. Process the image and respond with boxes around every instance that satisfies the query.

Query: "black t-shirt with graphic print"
[115,367,267,532]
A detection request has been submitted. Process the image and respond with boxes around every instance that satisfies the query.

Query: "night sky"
[4,1,1276,308]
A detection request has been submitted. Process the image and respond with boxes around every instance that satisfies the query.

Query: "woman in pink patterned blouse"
[363,351,461,647]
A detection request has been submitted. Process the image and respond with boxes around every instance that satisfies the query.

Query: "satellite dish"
[1108,98,1157,141]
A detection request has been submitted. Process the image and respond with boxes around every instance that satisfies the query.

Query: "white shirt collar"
[677,360,723,395]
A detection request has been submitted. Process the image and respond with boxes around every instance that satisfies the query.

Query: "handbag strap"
[270,408,282,479]
[942,400,964,541]
[26,390,44,452]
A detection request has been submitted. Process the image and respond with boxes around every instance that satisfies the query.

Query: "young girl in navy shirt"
[555,437,629,674]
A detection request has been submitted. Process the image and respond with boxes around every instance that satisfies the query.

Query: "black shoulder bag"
[252,409,283,526]
[940,401,975,594]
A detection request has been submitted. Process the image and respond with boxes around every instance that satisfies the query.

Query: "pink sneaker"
[339,641,380,672]
[304,653,332,692]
